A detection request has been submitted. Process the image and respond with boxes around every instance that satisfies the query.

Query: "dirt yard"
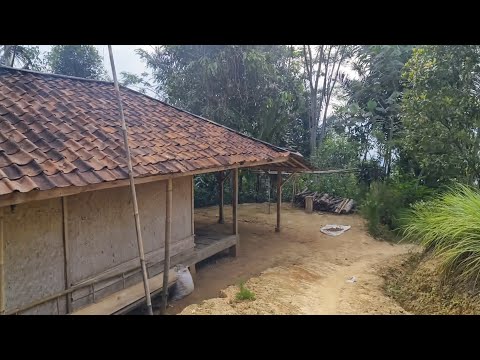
[166,203,418,315]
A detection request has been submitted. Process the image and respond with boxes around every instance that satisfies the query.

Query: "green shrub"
[402,184,480,286]
[361,179,436,239]
[235,282,256,301]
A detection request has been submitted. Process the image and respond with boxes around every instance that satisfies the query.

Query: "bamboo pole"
[108,45,153,316]
[161,178,173,314]
[62,197,72,314]
[275,171,282,232]
[0,207,4,314]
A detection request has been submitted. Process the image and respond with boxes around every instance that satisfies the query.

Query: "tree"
[1,45,44,70]
[137,45,308,152]
[401,45,480,186]
[120,71,156,97]
[45,45,107,80]
[302,45,351,156]
[336,45,413,177]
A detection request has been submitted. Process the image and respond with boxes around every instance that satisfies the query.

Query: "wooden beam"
[279,172,296,190]
[262,168,358,175]
[71,270,177,315]
[288,157,311,170]
[62,197,72,314]
[217,172,225,224]
[197,235,237,262]
[161,178,173,315]
[275,171,282,232]
[0,157,289,208]
[0,207,4,314]
[230,168,239,257]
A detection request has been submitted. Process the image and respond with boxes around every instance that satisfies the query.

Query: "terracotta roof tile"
[0,67,311,196]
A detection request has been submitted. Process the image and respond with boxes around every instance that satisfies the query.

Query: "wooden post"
[305,196,314,213]
[191,176,194,236]
[275,171,282,232]
[291,174,296,206]
[267,174,271,214]
[0,207,4,315]
[230,168,239,257]
[161,178,173,315]
[218,172,224,224]
[108,45,153,315]
[62,197,72,314]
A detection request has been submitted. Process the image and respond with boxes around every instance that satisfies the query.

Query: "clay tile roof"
[0,66,312,196]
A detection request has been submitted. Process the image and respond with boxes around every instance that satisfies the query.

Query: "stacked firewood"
[293,189,356,214]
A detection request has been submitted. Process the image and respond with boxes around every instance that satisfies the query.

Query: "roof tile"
[0,67,309,196]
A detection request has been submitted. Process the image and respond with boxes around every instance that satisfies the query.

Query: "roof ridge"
[0,65,114,85]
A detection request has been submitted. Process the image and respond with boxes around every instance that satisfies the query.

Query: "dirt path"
[166,203,417,315]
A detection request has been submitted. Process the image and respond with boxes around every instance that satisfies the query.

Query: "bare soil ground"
[165,203,418,315]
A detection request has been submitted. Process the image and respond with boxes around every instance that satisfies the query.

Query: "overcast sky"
[38,45,152,77]
[36,45,354,114]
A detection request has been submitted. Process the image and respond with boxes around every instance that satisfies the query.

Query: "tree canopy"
[45,45,107,80]
[401,45,480,186]
[1,45,44,70]
[137,45,309,154]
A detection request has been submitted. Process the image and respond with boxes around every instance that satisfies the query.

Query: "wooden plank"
[276,171,282,232]
[62,197,72,314]
[0,207,4,314]
[195,238,215,246]
[0,158,289,208]
[71,270,177,315]
[195,235,237,263]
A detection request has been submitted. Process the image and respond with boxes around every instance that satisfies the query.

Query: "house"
[0,66,312,315]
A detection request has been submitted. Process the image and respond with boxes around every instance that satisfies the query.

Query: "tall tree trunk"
[310,125,317,157]
[385,116,394,178]
[3,45,13,66]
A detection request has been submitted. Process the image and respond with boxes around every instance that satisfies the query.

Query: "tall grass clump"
[402,184,480,286]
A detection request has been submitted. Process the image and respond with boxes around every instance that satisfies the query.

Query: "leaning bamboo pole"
[108,45,153,316]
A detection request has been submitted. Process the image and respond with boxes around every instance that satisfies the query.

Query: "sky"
[36,45,355,114]
[38,45,152,77]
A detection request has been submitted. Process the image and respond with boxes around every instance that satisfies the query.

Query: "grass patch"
[383,252,480,314]
[235,282,256,301]
[402,184,480,287]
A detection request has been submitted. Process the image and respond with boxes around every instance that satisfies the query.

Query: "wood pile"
[293,189,356,214]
